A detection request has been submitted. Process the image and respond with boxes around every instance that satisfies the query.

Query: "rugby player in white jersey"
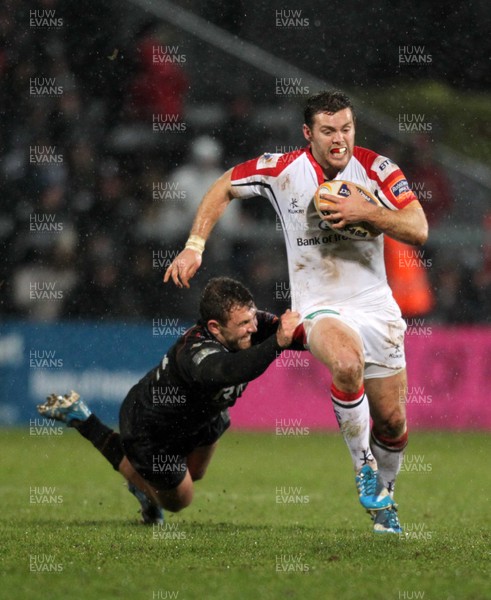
[164,91,429,534]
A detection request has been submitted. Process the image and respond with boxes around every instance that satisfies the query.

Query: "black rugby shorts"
[119,382,230,489]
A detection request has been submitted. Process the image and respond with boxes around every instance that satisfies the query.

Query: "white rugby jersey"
[231,146,417,314]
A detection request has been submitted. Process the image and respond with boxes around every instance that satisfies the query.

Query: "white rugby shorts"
[301,299,407,379]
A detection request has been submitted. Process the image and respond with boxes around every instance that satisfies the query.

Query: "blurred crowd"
[0,0,489,325]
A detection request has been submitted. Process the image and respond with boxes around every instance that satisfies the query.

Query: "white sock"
[331,383,375,472]
[370,430,408,497]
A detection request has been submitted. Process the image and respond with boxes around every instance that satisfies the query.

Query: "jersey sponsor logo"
[256,152,282,170]
[372,155,399,182]
[297,236,321,246]
[296,232,353,245]
[391,178,411,197]
[288,198,304,214]
[192,347,222,365]
[319,218,373,240]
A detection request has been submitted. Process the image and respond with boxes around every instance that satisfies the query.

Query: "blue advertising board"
[0,320,189,426]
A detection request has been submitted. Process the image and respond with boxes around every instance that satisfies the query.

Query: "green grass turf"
[1,428,490,600]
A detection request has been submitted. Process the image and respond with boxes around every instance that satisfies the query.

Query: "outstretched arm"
[192,310,301,387]
[164,168,236,288]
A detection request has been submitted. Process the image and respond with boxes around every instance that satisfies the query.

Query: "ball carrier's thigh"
[119,442,218,513]
[307,316,365,393]
[307,313,407,437]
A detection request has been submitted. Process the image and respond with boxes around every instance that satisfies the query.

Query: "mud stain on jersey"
[280,173,291,191]
[320,254,340,280]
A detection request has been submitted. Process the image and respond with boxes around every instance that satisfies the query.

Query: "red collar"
[305,146,329,184]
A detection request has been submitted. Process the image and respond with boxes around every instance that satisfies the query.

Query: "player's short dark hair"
[304,90,355,128]
[200,277,255,325]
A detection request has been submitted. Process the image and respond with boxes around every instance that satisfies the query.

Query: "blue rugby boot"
[372,505,403,534]
[37,391,92,426]
[355,464,394,510]
[128,483,164,525]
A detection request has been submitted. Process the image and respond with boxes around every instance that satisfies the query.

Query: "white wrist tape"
[185,235,206,254]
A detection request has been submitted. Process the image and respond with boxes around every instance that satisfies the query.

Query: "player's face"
[303,108,355,179]
[214,305,258,351]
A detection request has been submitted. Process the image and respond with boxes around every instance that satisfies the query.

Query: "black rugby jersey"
[135,311,281,430]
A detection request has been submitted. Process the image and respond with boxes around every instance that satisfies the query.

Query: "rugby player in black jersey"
[37,277,301,524]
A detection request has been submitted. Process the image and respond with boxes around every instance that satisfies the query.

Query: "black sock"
[72,414,125,471]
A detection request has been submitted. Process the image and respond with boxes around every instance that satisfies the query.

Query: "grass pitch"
[1,429,490,600]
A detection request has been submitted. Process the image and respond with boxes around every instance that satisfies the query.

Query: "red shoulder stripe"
[232,147,308,180]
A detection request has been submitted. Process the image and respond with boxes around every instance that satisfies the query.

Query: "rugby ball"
[314,180,382,240]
